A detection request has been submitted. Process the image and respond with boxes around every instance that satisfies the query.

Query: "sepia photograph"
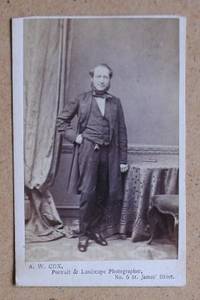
[13,16,186,286]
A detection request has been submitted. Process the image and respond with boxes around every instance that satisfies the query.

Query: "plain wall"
[66,18,179,146]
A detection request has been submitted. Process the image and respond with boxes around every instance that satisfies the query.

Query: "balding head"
[89,64,113,79]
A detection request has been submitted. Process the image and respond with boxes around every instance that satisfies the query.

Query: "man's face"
[91,66,111,92]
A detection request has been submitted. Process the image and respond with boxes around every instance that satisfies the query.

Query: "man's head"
[89,64,113,92]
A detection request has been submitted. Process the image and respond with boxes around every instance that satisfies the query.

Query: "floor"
[26,236,177,262]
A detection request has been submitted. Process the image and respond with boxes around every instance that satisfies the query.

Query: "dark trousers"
[78,139,109,236]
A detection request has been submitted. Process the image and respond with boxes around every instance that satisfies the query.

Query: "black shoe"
[78,236,89,252]
[89,232,108,246]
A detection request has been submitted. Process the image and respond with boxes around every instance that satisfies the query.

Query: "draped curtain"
[24,19,72,242]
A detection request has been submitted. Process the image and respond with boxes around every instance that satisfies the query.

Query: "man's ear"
[90,80,94,88]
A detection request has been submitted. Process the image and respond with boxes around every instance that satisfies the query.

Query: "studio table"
[119,161,179,242]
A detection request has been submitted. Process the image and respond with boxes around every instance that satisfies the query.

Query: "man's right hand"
[75,134,83,144]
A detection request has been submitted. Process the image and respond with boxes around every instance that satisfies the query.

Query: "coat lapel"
[79,91,93,130]
[106,96,117,140]
[84,91,93,125]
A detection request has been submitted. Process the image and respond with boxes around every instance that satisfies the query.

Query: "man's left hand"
[120,164,129,173]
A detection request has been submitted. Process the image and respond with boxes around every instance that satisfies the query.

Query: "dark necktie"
[93,90,108,98]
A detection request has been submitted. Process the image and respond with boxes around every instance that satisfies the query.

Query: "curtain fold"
[24,19,72,242]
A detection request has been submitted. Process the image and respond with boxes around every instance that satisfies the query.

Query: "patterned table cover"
[119,161,179,242]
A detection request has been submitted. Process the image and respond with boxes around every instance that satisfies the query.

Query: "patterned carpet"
[26,237,177,262]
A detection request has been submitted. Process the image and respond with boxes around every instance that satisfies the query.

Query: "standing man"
[57,64,128,252]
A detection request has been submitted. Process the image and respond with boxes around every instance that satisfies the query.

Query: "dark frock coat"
[57,90,128,201]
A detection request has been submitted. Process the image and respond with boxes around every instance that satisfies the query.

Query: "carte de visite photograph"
[13,16,186,286]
